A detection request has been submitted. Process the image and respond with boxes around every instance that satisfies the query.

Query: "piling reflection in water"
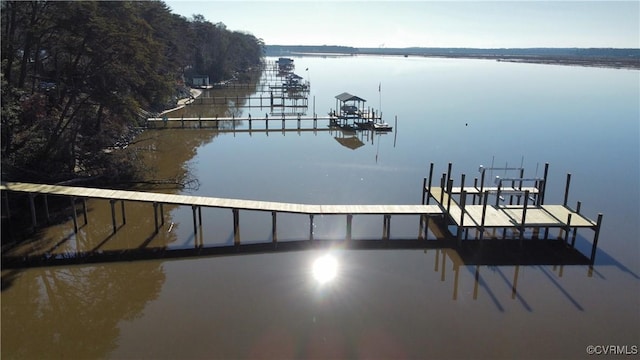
[429,246,597,311]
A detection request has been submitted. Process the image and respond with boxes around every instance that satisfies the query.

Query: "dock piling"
[192,205,198,235]
[446,179,454,213]
[3,192,10,219]
[110,199,117,234]
[590,214,604,264]
[426,162,434,205]
[121,200,126,225]
[422,178,427,205]
[28,193,37,229]
[44,194,50,224]
[457,190,467,244]
[563,173,572,206]
[383,215,391,240]
[563,213,573,244]
[271,211,277,243]
[519,190,530,247]
[541,163,550,204]
[70,197,78,233]
[233,209,240,245]
[82,198,88,226]
[153,202,159,234]
[571,201,581,247]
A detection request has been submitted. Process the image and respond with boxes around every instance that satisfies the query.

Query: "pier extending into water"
[147,114,330,130]
[1,162,604,268]
[146,113,395,132]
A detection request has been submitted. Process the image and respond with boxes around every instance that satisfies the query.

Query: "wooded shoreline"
[266,45,640,70]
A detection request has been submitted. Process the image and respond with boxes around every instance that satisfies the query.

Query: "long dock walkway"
[1,182,442,247]
[0,182,440,215]
[1,162,605,267]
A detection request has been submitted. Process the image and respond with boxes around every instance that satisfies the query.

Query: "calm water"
[2,56,639,359]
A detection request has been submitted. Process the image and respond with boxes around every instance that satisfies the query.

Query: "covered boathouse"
[331,92,388,130]
[334,92,367,118]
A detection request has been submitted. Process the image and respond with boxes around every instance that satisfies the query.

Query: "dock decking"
[1,162,605,267]
[0,181,441,215]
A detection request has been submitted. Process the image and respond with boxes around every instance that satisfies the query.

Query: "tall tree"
[1,0,264,183]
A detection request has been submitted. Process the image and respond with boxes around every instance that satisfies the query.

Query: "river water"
[2,56,639,359]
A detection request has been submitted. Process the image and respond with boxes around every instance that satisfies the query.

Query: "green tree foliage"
[1,1,263,184]
[186,15,263,83]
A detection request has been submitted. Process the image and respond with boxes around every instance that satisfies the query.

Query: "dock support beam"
[346,214,353,241]
[29,193,37,229]
[426,162,434,205]
[383,215,391,240]
[589,214,604,264]
[153,202,159,234]
[233,209,240,245]
[309,214,314,241]
[70,197,78,233]
[562,173,572,207]
[43,195,50,224]
[446,179,454,213]
[121,200,126,225]
[110,199,117,234]
[540,163,550,205]
[422,177,427,205]
[457,190,467,245]
[3,192,10,219]
[439,174,446,205]
[419,214,430,240]
[519,190,530,247]
[563,213,572,245]
[272,211,277,243]
[192,205,198,235]
[571,202,581,247]
[479,192,489,240]
[82,198,88,226]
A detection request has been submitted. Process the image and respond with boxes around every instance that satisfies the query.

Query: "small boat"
[360,120,392,131]
[372,122,392,131]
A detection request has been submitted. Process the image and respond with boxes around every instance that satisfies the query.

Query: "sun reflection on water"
[311,253,338,285]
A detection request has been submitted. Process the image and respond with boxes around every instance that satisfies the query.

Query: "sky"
[164,1,640,48]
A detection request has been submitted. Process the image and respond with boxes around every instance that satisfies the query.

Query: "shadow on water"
[1,236,596,269]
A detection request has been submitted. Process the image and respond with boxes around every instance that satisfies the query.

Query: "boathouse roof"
[335,92,366,103]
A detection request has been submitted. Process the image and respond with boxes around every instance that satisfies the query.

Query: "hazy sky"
[165,1,639,48]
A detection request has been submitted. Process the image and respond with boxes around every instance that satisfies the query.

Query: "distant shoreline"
[266,45,640,70]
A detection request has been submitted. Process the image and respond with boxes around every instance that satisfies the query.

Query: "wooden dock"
[421,162,603,262]
[146,115,393,132]
[146,115,331,130]
[0,162,605,267]
[1,182,442,245]
[191,94,308,107]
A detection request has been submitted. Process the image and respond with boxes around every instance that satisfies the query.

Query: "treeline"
[265,45,358,56]
[266,45,640,64]
[1,1,263,184]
